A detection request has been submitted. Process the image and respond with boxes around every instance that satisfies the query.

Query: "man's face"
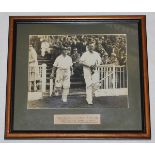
[67,50,71,55]
[111,55,115,60]
[29,46,33,51]
[88,44,94,52]
[104,55,108,59]
[62,49,68,56]
[73,49,77,54]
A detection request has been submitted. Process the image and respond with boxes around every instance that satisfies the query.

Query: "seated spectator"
[109,52,119,65]
[119,52,127,66]
[101,52,110,65]
[100,48,107,57]
[71,48,81,75]
[71,48,80,63]
[76,38,86,55]
[71,39,77,54]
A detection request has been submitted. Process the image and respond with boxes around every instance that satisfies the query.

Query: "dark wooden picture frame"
[5,15,151,139]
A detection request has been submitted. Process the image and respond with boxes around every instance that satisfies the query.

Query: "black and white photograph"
[28,34,128,109]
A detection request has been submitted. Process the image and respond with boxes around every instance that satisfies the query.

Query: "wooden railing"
[49,64,128,96]
[97,64,127,90]
[28,63,47,93]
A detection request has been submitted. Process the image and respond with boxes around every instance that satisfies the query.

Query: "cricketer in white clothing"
[80,43,101,104]
[51,47,73,102]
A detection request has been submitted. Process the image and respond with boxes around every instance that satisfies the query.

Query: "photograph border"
[5,15,151,139]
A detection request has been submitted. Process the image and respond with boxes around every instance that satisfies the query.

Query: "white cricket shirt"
[80,51,101,78]
[53,55,73,69]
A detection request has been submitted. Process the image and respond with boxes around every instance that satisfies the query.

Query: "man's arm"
[79,60,97,75]
[79,60,90,68]
[70,66,73,75]
[29,60,35,63]
[79,53,97,72]
[51,56,59,79]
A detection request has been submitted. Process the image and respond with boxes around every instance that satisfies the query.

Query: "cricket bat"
[50,78,53,96]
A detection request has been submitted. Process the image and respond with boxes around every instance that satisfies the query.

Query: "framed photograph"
[5,15,151,139]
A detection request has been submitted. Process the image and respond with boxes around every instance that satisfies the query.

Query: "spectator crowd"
[30,35,127,66]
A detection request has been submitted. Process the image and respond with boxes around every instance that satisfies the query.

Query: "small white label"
[54,114,101,124]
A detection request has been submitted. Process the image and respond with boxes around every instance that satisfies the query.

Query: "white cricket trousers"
[62,88,69,100]
[86,85,93,103]
[84,70,100,103]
